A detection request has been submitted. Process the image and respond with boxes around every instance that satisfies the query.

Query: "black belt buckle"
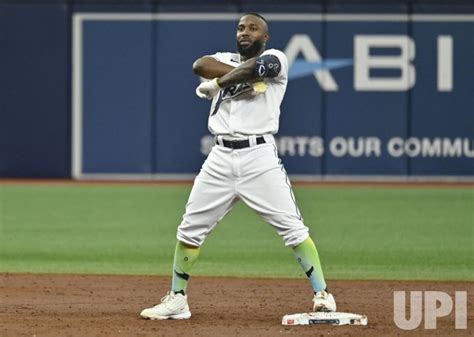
[221,136,265,149]
[223,139,248,149]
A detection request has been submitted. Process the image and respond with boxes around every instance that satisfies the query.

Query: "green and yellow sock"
[293,237,327,292]
[171,241,200,294]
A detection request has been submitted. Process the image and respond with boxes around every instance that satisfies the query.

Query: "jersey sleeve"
[261,49,288,81]
[208,52,226,62]
[207,52,236,66]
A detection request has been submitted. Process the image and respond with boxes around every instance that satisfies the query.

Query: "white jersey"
[207,49,288,138]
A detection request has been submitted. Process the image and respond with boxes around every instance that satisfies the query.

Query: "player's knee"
[176,224,206,247]
[176,230,203,247]
[281,227,309,248]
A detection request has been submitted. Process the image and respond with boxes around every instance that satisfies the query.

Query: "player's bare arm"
[195,53,281,99]
[192,56,234,79]
[216,57,259,87]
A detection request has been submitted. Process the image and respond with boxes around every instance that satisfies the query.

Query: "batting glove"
[196,78,221,100]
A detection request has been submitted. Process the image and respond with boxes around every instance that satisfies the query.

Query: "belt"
[220,136,266,149]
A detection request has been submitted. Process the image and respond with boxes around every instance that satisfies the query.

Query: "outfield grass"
[0,184,472,281]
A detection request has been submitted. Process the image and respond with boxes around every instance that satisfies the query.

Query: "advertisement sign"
[72,13,474,179]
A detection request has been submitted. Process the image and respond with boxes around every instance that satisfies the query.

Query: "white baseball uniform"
[177,48,309,248]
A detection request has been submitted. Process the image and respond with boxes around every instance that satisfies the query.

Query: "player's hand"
[196,78,221,100]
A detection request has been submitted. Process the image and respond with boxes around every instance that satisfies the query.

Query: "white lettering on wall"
[354,35,415,91]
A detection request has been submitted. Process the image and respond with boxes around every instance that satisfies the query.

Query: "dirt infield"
[1,274,472,337]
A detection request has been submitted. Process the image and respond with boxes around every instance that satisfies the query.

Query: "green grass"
[0,184,472,281]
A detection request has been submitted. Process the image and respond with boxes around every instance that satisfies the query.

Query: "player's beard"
[237,39,264,59]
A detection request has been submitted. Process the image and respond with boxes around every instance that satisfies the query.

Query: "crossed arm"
[192,56,259,88]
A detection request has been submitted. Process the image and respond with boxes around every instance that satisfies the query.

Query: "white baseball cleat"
[140,291,191,320]
[312,290,337,312]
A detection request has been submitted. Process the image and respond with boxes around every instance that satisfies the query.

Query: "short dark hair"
[244,12,268,24]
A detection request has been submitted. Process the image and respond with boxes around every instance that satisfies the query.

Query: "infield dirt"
[1,274,472,337]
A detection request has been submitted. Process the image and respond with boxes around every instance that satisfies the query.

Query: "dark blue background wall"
[1,1,473,179]
[0,2,70,177]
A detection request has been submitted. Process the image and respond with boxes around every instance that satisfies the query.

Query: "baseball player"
[140,13,336,320]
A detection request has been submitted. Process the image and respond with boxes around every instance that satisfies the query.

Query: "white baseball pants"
[177,135,309,248]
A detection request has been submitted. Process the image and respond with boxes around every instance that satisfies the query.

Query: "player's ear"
[264,32,269,43]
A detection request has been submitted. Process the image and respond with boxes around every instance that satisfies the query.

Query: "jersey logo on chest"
[222,82,252,100]
[211,82,254,116]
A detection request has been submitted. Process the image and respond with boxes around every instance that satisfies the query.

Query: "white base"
[282,312,368,326]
